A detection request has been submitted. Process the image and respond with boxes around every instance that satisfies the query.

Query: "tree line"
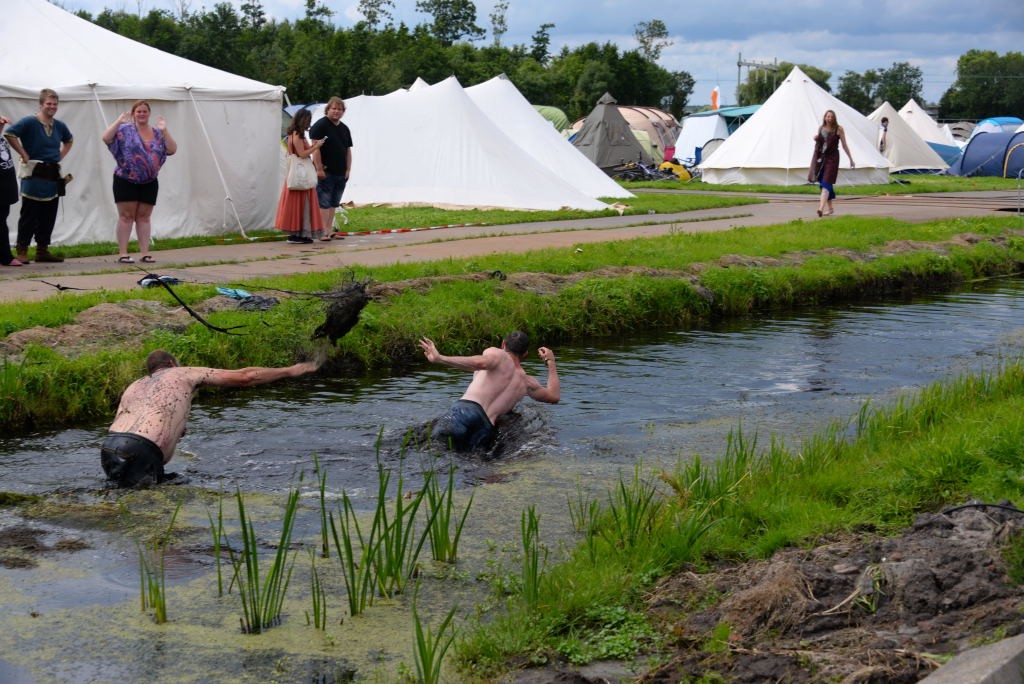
[75,1,694,122]
[70,1,1022,123]
[738,51,1023,121]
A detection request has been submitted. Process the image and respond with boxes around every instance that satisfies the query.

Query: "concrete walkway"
[0,190,1018,303]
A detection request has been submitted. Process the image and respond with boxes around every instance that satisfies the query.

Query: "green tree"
[357,0,395,30]
[875,62,923,109]
[662,70,695,119]
[489,0,508,46]
[414,0,485,46]
[837,69,880,114]
[940,50,1024,120]
[530,22,555,65]
[634,19,671,62]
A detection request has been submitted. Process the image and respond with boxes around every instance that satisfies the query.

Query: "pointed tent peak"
[785,65,812,83]
[409,77,430,90]
[869,101,901,119]
[899,98,927,115]
[597,92,618,105]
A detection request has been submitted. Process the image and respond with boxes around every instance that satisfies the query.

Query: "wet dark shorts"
[434,399,495,451]
[113,174,159,205]
[100,432,165,487]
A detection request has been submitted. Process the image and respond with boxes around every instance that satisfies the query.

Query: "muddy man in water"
[418,330,560,451]
[101,349,319,487]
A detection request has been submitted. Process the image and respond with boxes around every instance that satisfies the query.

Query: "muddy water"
[1,277,1024,683]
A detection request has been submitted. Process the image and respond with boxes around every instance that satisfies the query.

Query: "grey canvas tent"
[571,93,653,170]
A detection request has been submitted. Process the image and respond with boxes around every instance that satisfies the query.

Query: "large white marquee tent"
[1,0,285,246]
[699,66,890,186]
[464,75,632,200]
[336,77,609,211]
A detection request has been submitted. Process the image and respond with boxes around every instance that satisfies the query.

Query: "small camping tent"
[571,93,654,169]
[533,105,569,132]
[570,102,679,162]
[0,0,285,246]
[948,131,1024,178]
[867,102,948,173]
[698,66,890,186]
[337,77,608,211]
[465,76,632,199]
[970,117,1024,139]
[674,105,760,164]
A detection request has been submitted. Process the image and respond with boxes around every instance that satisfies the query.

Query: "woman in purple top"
[102,100,177,263]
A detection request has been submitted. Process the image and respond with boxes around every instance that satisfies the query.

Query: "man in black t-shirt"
[309,96,353,239]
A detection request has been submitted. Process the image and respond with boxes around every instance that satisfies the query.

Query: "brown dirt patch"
[637,502,1024,683]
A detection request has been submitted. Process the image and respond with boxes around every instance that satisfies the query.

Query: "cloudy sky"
[59,0,1024,107]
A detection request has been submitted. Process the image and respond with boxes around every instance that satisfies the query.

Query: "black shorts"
[100,431,166,487]
[113,174,159,205]
[433,399,495,451]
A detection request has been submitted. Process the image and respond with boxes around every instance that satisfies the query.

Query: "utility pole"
[736,53,779,104]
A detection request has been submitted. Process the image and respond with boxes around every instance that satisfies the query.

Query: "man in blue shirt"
[3,88,74,263]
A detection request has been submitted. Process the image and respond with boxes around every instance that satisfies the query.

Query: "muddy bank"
[639,502,1024,682]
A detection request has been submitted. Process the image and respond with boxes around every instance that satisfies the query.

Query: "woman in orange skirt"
[275,109,325,244]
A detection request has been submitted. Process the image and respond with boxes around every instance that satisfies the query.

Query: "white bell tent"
[699,66,890,186]
[867,102,948,173]
[0,0,285,246]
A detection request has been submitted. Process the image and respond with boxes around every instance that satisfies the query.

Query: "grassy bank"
[452,359,1024,679]
[25,192,763,260]
[1,215,1022,431]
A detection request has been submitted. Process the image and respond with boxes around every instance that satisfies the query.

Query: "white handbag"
[286,154,317,191]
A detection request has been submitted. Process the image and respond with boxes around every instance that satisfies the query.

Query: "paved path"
[0,190,1019,302]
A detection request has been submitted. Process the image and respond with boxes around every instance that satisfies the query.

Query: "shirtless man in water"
[101,349,319,487]
[417,331,560,451]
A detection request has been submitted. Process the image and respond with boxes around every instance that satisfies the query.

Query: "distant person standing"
[309,96,352,241]
[809,109,854,218]
[0,115,23,267]
[101,100,177,264]
[878,117,889,153]
[275,108,326,244]
[3,88,73,263]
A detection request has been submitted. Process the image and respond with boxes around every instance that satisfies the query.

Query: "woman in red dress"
[810,110,855,218]
[275,109,325,243]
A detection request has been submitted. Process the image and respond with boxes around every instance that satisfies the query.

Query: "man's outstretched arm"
[191,361,319,388]
[528,347,560,403]
[418,337,497,372]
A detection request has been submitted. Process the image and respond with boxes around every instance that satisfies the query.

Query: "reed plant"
[306,548,328,630]
[412,591,458,684]
[423,465,473,563]
[313,453,330,558]
[519,506,546,608]
[137,497,182,624]
[330,454,439,616]
[229,487,300,634]
[330,490,382,617]
[206,493,226,596]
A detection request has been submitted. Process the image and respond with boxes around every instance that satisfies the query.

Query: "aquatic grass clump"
[412,594,458,684]
[331,451,437,616]
[306,548,328,630]
[519,506,546,608]
[206,494,226,595]
[229,487,300,634]
[137,497,182,624]
[423,465,473,563]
